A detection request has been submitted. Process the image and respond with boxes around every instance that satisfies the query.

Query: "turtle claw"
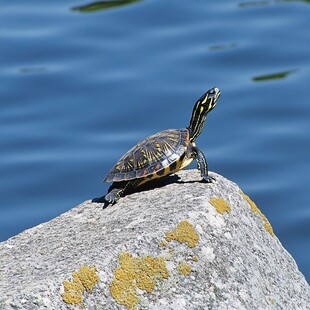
[104,195,116,205]
[104,189,121,205]
[104,198,116,206]
[202,175,216,183]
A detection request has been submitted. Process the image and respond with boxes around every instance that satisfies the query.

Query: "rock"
[0,170,309,310]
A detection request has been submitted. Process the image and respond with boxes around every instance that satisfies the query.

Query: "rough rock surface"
[0,170,309,310]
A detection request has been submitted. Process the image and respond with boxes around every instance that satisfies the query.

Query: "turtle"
[103,86,221,204]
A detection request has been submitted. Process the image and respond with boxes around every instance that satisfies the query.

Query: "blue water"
[0,0,309,282]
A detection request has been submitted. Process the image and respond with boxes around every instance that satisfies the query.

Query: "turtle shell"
[104,128,189,182]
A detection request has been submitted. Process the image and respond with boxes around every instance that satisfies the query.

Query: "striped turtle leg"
[193,146,215,183]
[105,181,131,205]
[104,179,143,205]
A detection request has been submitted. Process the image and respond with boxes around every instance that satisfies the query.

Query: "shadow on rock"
[92,174,181,208]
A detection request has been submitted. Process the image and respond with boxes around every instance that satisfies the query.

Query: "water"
[0,0,309,282]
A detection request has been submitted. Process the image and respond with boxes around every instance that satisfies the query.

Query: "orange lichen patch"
[110,252,169,310]
[165,220,199,248]
[62,266,99,305]
[209,197,231,214]
[178,262,192,276]
[240,191,275,237]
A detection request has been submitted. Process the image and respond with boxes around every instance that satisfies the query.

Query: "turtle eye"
[210,87,221,103]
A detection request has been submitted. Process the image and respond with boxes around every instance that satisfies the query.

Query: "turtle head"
[188,87,221,142]
[197,87,221,113]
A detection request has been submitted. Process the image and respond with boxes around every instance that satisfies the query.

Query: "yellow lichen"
[159,240,167,247]
[77,265,100,291]
[178,262,192,276]
[165,220,199,248]
[62,275,83,304]
[62,265,99,305]
[110,252,169,310]
[240,191,275,237]
[192,256,199,262]
[209,197,231,214]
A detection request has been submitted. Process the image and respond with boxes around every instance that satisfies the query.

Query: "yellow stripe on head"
[201,94,208,104]
[188,87,221,142]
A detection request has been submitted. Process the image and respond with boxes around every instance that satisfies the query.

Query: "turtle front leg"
[192,146,215,183]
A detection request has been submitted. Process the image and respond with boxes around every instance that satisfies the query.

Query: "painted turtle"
[103,86,221,204]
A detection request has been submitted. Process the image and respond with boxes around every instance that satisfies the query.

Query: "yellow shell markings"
[209,197,231,214]
[178,262,192,276]
[110,252,169,310]
[62,265,100,305]
[165,220,199,248]
[240,191,275,237]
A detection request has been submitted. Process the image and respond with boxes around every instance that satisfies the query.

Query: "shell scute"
[104,128,189,182]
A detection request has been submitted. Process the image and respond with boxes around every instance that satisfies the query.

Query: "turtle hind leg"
[104,181,130,205]
[104,179,143,205]
[104,188,122,205]
[193,146,215,183]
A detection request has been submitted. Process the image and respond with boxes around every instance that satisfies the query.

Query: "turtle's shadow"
[92,174,205,208]
[92,174,204,209]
